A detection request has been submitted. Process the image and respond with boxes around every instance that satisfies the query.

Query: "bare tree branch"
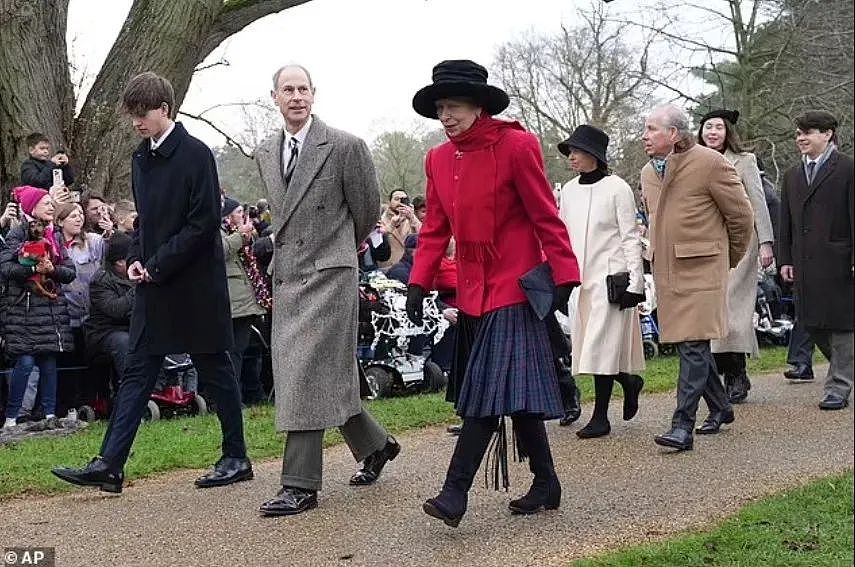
[178,110,253,158]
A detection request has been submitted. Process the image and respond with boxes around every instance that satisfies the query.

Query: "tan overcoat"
[641,141,754,344]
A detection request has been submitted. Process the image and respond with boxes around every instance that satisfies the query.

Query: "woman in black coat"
[1,186,75,427]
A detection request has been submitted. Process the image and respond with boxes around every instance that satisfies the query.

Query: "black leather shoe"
[784,365,815,382]
[259,486,318,516]
[695,408,735,434]
[654,427,693,451]
[819,395,849,410]
[559,385,582,426]
[350,436,400,486]
[576,419,610,439]
[622,374,644,421]
[194,456,253,488]
[52,457,124,493]
[446,424,462,436]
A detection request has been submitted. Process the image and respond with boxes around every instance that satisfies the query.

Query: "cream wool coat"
[711,150,775,357]
[641,142,754,344]
[559,175,645,376]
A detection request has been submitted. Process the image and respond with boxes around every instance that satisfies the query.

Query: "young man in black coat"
[53,72,251,493]
[779,110,854,410]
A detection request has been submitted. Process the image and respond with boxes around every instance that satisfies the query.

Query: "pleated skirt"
[450,303,562,419]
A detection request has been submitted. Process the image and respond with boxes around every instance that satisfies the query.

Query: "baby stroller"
[145,354,206,421]
[754,271,793,346]
[357,272,449,399]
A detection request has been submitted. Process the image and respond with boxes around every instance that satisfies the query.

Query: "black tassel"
[484,418,510,491]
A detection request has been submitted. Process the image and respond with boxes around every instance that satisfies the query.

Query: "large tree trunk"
[0,0,312,201]
[0,0,74,193]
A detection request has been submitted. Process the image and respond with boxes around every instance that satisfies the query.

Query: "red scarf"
[447,116,523,262]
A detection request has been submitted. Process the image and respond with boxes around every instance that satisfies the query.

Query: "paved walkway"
[1,369,852,567]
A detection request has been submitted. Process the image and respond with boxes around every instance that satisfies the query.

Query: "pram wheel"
[364,367,393,400]
[142,400,160,422]
[77,405,96,423]
[659,343,676,357]
[642,339,659,360]
[422,361,447,393]
[191,393,208,416]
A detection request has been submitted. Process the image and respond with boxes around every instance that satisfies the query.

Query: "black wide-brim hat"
[412,60,510,119]
[557,124,609,165]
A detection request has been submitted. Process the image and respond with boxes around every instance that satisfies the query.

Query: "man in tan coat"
[640,104,754,451]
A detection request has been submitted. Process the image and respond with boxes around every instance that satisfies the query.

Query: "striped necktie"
[806,161,816,185]
[284,137,299,186]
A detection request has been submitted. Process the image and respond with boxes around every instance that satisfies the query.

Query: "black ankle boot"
[508,477,561,514]
[509,417,561,514]
[424,417,496,527]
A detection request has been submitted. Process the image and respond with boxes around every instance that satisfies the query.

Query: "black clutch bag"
[606,272,630,304]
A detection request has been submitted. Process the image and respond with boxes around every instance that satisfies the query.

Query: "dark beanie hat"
[221,197,240,218]
[106,231,132,264]
[700,109,739,126]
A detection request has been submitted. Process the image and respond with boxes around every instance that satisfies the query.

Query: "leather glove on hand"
[406,284,426,326]
[619,291,646,310]
[553,284,575,315]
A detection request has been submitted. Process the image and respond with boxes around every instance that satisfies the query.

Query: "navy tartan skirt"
[452,303,563,419]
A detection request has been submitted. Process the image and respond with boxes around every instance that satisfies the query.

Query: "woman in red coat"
[406,60,580,527]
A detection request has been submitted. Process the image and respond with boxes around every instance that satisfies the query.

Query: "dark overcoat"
[127,122,233,355]
[779,149,854,331]
[255,117,380,431]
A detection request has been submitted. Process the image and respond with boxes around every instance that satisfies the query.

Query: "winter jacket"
[84,266,135,350]
[0,223,76,355]
[20,157,76,190]
[62,233,106,327]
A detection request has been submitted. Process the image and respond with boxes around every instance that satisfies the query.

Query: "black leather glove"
[619,291,646,310]
[552,284,575,315]
[406,284,426,325]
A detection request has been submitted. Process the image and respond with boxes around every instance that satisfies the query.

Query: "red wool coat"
[410,127,579,317]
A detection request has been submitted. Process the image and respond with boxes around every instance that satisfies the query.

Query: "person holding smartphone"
[20,133,76,190]
[379,189,421,267]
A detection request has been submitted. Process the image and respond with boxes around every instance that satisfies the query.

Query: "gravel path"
[1,368,852,567]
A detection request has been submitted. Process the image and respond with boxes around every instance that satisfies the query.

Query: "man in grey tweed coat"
[254,64,400,516]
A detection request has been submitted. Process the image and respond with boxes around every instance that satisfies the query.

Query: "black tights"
[591,373,636,421]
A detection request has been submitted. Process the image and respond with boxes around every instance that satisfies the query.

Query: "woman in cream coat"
[558,125,645,439]
[698,110,775,405]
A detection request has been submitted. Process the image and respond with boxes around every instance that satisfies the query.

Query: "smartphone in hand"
[52,168,64,187]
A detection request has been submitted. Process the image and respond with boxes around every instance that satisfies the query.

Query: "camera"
[399,196,410,206]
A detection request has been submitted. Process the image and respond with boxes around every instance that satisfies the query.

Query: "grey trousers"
[808,329,854,400]
[673,341,731,430]
[280,409,389,491]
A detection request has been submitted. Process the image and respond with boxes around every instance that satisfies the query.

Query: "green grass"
[570,473,854,567]
[0,345,814,499]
